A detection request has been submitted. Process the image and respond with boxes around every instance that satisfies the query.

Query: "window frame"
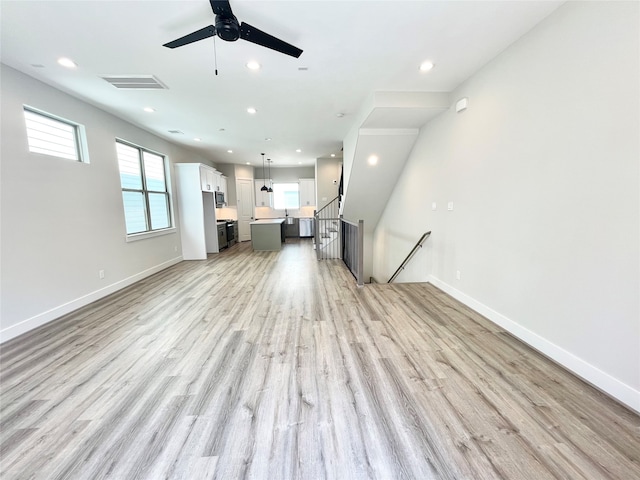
[115,139,175,240]
[23,105,89,163]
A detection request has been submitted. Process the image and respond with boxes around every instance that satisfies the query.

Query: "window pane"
[143,152,167,192]
[273,183,300,210]
[148,192,170,230]
[122,191,147,234]
[116,142,142,190]
[24,108,80,161]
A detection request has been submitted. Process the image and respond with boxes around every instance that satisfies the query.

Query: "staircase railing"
[314,195,341,260]
[388,231,431,283]
[314,195,364,287]
[341,218,364,287]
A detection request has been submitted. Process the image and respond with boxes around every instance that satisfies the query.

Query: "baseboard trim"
[0,256,183,344]
[428,275,640,414]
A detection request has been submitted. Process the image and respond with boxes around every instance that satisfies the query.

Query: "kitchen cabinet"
[176,163,219,259]
[219,175,227,198]
[285,217,299,237]
[299,178,316,207]
[217,223,227,250]
[250,219,285,251]
[254,179,273,207]
[200,165,216,192]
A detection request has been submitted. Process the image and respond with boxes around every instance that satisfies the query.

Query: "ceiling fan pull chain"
[213,35,219,75]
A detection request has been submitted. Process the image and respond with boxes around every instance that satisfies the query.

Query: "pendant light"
[267,158,273,193]
[260,153,268,192]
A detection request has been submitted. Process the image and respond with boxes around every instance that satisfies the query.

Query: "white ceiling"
[0,0,562,167]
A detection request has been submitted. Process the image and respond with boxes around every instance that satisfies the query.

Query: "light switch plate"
[432,202,437,211]
[448,201,454,211]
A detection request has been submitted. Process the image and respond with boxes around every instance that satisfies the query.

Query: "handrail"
[387,231,431,283]
[314,195,341,217]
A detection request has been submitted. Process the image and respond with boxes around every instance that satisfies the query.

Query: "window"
[23,106,87,162]
[273,183,300,210]
[116,140,172,235]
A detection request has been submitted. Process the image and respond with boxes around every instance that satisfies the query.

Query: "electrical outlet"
[448,202,454,211]
[456,270,461,280]
[99,270,105,279]
[432,202,437,211]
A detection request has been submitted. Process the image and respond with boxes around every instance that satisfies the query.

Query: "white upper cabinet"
[254,179,273,207]
[299,178,316,207]
[200,165,216,192]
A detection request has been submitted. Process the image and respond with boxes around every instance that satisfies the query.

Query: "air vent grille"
[101,75,168,90]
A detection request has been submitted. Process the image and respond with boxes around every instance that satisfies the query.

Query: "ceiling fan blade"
[239,22,303,58]
[163,25,216,48]
[210,0,233,17]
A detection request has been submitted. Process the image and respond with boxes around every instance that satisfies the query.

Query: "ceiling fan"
[163,0,303,58]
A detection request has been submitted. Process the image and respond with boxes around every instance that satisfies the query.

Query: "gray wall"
[254,166,314,182]
[373,2,639,410]
[316,157,341,211]
[0,65,218,340]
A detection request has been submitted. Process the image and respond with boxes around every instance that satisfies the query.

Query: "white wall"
[0,65,218,341]
[373,2,639,411]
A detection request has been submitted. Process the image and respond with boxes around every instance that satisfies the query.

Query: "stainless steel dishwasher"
[299,218,314,238]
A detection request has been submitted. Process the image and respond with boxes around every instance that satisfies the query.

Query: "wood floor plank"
[1,239,639,479]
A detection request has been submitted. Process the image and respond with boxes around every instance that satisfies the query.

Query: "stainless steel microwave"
[215,190,225,208]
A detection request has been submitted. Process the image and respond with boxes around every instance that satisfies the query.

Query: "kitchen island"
[250,219,286,251]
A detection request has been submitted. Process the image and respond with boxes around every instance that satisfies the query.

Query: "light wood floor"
[1,239,638,480]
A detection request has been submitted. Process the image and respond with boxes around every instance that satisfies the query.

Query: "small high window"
[116,140,172,235]
[23,106,86,162]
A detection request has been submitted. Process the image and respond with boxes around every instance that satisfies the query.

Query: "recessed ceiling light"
[194,137,201,142]
[419,60,435,72]
[331,154,336,158]
[246,162,251,165]
[143,107,155,113]
[265,137,272,141]
[227,150,233,153]
[298,162,302,165]
[57,57,77,69]
[246,61,261,70]
[296,149,302,153]
[247,107,257,114]
[368,155,379,166]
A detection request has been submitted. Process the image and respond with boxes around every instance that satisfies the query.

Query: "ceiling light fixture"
[57,57,77,69]
[227,149,233,153]
[267,159,273,193]
[368,155,379,166]
[143,107,155,113]
[419,60,435,72]
[246,162,251,165]
[260,153,268,192]
[247,107,257,114]
[265,137,272,141]
[296,149,302,153]
[194,137,201,142]
[331,154,336,158]
[246,61,261,70]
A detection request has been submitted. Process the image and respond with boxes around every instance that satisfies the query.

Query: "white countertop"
[250,219,285,225]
